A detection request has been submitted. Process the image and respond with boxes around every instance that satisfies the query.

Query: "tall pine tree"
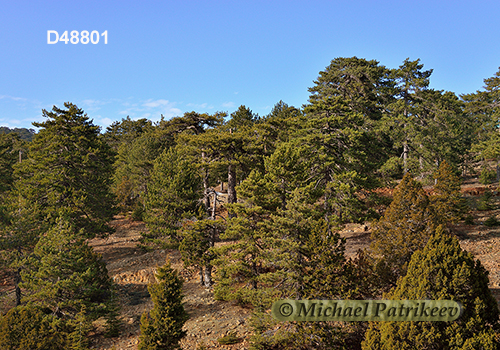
[15,102,116,238]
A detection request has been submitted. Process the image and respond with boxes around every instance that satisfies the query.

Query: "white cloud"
[186,102,210,109]
[0,95,27,102]
[222,102,235,108]
[115,99,183,122]
[142,99,171,108]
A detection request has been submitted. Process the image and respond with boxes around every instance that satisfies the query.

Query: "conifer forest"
[2,57,500,349]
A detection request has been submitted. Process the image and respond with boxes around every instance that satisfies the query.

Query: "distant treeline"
[0,126,35,142]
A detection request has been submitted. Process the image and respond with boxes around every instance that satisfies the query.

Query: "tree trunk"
[203,264,213,287]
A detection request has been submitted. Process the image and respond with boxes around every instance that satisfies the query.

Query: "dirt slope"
[89,217,252,349]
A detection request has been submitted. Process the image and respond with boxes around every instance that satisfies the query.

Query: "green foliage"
[20,216,116,340]
[480,167,497,185]
[104,289,122,338]
[0,133,20,195]
[144,146,202,242]
[431,160,468,224]
[131,203,145,221]
[217,332,242,345]
[0,305,69,349]
[362,226,500,349]
[370,173,438,289]
[14,103,116,238]
[179,218,224,286]
[0,126,35,142]
[138,262,188,350]
[379,156,403,179]
[477,190,496,211]
[484,216,500,227]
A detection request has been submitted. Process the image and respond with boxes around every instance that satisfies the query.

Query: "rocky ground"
[88,217,252,350]
[2,180,500,349]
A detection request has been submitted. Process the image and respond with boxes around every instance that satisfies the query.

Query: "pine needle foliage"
[138,262,188,350]
[0,305,69,350]
[19,216,116,349]
[370,173,438,289]
[21,217,113,320]
[362,226,500,349]
[14,102,116,238]
[431,160,467,224]
[144,146,202,243]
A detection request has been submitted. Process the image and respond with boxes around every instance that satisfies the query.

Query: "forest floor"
[2,179,500,349]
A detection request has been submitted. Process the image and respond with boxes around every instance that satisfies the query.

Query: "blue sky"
[1,0,499,131]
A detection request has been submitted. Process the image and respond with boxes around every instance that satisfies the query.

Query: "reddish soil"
[2,179,500,349]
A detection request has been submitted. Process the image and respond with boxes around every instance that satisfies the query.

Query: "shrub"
[0,306,68,350]
[477,190,495,211]
[370,173,438,288]
[484,216,500,227]
[480,167,496,185]
[217,332,242,345]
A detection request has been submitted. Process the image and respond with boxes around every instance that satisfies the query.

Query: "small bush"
[464,214,475,225]
[195,342,208,350]
[477,190,495,211]
[479,168,496,185]
[217,332,242,345]
[484,216,500,227]
[138,262,188,350]
[131,204,145,221]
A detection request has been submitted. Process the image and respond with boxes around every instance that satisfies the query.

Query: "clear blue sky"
[1,0,499,130]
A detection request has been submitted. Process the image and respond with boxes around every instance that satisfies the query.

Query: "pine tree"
[179,218,224,287]
[431,160,467,224]
[138,262,188,350]
[20,216,116,347]
[370,173,438,289]
[144,146,202,243]
[14,102,116,238]
[0,305,69,350]
[362,226,500,349]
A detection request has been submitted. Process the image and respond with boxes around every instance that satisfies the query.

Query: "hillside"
[83,180,500,349]
[1,180,499,349]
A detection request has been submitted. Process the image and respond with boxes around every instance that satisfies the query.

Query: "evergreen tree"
[104,116,154,213]
[20,216,116,348]
[0,305,69,349]
[370,173,438,289]
[385,58,433,174]
[303,57,394,230]
[179,218,224,287]
[138,262,188,350]
[362,226,500,350]
[0,132,19,195]
[431,160,467,224]
[144,146,202,243]
[14,102,116,238]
